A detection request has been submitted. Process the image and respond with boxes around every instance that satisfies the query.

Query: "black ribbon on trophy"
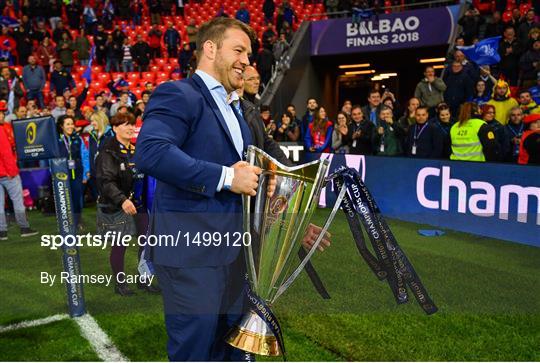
[328,166,438,315]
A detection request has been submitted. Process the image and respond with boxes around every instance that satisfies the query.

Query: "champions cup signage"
[311,5,461,56]
[12,116,61,161]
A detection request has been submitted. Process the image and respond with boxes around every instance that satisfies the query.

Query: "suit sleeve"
[134,82,223,198]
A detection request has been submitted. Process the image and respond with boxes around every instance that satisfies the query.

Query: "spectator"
[503,106,525,162]
[94,93,110,117]
[56,114,90,229]
[121,38,134,73]
[414,66,446,113]
[450,102,498,162]
[67,0,83,30]
[141,90,152,104]
[22,55,46,109]
[51,95,67,120]
[56,32,75,73]
[525,27,540,50]
[148,25,162,59]
[105,34,122,72]
[102,0,116,29]
[429,103,454,159]
[481,104,505,161]
[458,7,484,45]
[112,25,126,46]
[164,23,181,59]
[499,26,522,86]
[273,33,290,61]
[259,104,273,127]
[262,22,277,50]
[518,9,539,46]
[35,37,56,75]
[178,42,193,78]
[443,61,474,117]
[341,99,352,117]
[148,0,162,25]
[50,60,75,95]
[256,47,274,87]
[519,39,540,88]
[52,20,70,44]
[83,3,98,33]
[445,37,465,65]
[74,29,91,66]
[131,35,151,72]
[362,89,383,126]
[235,2,250,24]
[517,89,540,115]
[281,1,296,29]
[506,8,522,31]
[286,104,302,129]
[469,80,491,106]
[487,79,519,125]
[398,97,420,133]
[48,0,63,30]
[372,106,404,156]
[32,21,51,44]
[404,106,443,158]
[301,97,318,140]
[530,75,540,104]
[477,65,497,98]
[5,104,27,123]
[331,112,349,153]
[275,111,300,142]
[263,0,275,24]
[453,50,479,80]
[12,25,32,66]
[110,92,132,117]
[520,113,540,165]
[347,104,373,155]
[0,106,38,240]
[131,0,143,26]
[0,66,23,114]
[484,11,505,38]
[0,27,17,65]
[186,19,198,50]
[305,106,333,153]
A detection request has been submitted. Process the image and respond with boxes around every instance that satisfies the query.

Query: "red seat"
[74,65,86,73]
[127,72,140,82]
[98,73,111,82]
[155,58,167,67]
[502,10,513,22]
[91,65,103,73]
[13,65,22,76]
[169,58,179,66]
[141,72,155,82]
[150,64,160,72]
[162,64,173,73]
[111,72,124,81]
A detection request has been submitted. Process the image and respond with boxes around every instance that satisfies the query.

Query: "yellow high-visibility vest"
[450,118,486,162]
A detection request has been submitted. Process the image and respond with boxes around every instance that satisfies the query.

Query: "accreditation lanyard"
[62,135,76,179]
[509,123,524,155]
[412,123,428,155]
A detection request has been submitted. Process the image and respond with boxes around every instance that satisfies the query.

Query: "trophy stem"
[226,310,281,356]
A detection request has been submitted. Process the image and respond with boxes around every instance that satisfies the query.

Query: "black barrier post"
[12,117,86,317]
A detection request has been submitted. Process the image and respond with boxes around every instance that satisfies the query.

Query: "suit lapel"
[233,101,252,154]
[191,73,236,152]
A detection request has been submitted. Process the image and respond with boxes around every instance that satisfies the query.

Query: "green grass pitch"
[0,207,538,361]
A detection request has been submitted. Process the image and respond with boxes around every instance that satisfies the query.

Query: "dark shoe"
[115,283,135,296]
[0,231,7,240]
[137,281,161,294]
[20,228,38,238]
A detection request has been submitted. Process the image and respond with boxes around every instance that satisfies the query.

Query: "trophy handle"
[272,184,347,302]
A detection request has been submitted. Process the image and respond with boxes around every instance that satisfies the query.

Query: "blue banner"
[50,158,86,317]
[12,116,60,161]
[457,36,501,66]
[310,154,540,247]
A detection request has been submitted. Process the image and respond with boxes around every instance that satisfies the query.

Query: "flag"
[0,16,19,28]
[81,46,95,84]
[457,36,502,66]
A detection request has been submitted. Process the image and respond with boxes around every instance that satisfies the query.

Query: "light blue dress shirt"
[195,70,244,191]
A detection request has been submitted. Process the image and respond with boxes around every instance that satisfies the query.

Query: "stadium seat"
[127,72,140,82]
[141,72,156,82]
[12,65,22,76]
[91,65,103,73]
[150,64,160,72]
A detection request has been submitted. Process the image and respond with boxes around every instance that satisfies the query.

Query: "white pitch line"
[74,314,129,362]
[0,313,69,333]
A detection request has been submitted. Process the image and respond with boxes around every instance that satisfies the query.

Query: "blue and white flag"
[0,16,20,28]
[457,36,501,66]
[81,46,95,84]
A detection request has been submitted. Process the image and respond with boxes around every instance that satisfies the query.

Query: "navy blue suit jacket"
[135,73,252,268]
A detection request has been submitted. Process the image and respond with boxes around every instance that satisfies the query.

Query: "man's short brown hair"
[110,112,136,127]
[195,17,256,64]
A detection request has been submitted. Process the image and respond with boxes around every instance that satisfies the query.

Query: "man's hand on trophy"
[302,223,331,252]
[231,161,262,196]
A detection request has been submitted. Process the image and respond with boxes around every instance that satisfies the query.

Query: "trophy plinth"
[226,310,281,356]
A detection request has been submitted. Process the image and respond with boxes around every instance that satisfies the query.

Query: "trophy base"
[226,310,281,356]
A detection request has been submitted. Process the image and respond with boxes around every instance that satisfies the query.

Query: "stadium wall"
[308,153,540,247]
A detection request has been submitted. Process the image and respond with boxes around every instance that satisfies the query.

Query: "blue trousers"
[155,255,248,361]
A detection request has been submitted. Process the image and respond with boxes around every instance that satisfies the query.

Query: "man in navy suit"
[135,18,262,361]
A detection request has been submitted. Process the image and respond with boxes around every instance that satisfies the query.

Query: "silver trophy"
[226,146,346,356]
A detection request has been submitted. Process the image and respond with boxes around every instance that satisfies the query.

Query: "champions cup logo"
[26,122,37,145]
[476,44,496,57]
[55,172,68,181]
[66,248,77,256]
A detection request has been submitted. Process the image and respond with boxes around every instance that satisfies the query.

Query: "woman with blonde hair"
[449,102,498,162]
[88,111,114,200]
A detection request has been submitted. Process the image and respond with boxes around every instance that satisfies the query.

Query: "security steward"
[450,102,498,162]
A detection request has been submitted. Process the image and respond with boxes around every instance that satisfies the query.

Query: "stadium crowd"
[0,1,539,291]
